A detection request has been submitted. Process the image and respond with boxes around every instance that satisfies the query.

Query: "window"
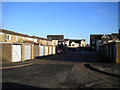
[103,41,107,44]
[116,36,118,39]
[6,34,11,40]
[72,44,75,46]
[49,38,51,40]
[22,37,25,41]
[16,36,19,41]
[34,39,37,42]
[92,41,95,44]
[0,32,3,35]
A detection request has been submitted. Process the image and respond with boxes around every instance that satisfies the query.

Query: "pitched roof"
[64,39,69,41]
[101,34,110,39]
[24,40,38,44]
[111,33,119,35]
[1,29,31,37]
[32,36,48,40]
[90,34,113,40]
[47,35,64,37]
[0,29,48,40]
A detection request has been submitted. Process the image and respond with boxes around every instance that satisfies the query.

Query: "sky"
[2,2,118,44]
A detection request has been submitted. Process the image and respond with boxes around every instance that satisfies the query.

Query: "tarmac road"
[2,51,120,89]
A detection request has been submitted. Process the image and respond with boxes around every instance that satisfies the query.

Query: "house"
[90,33,119,51]
[80,39,86,47]
[47,35,64,40]
[90,34,103,51]
[0,29,36,43]
[64,39,86,48]
[64,39,69,46]
[47,35,64,45]
[90,32,120,63]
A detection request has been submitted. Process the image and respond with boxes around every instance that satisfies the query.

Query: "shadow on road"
[35,51,107,63]
[2,82,47,89]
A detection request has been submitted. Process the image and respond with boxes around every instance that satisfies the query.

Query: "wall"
[1,33,24,43]
[52,40,58,45]
[116,42,120,63]
[81,40,86,47]
[0,43,12,62]
[0,33,5,42]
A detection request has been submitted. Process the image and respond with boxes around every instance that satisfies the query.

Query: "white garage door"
[24,45,31,60]
[34,45,39,57]
[12,45,21,62]
[44,46,48,56]
[49,46,52,55]
[53,46,56,55]
[40,45,44,56]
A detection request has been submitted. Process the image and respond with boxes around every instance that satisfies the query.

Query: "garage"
[40,45,44,56]
[12,44,22,62]
[44,46,48,56]
[34,44,39,57]
[24,45,31,60]
[53,46,56,55]
[1,43,22,62]
[49,46,52,55]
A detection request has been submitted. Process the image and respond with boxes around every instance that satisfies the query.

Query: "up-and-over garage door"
[44,46,48,56]
[34,44,39,57]
[12,44,21,62]
[53,46,56,55]
[40,45,44,56]
[24,45,31,60]
[49,46,52,55]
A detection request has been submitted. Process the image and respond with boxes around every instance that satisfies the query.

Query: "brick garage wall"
[0,43,12,62]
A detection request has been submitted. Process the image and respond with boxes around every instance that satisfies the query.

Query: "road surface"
[2,51,120,88]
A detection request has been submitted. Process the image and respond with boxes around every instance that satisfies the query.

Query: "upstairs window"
[0,32,3,35]
[5,34,11,40]
[16,36,19,41]
[22,37,25,41]
[92,41,95,44]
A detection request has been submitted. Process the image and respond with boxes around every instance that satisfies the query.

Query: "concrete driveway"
[2,51,120,88]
